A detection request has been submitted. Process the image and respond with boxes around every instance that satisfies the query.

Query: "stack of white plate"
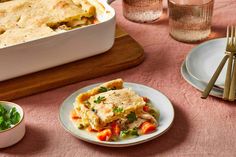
[181,38,228,98]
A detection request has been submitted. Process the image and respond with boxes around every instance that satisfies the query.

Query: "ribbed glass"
[168,0,214,42]
[123,0,163,23]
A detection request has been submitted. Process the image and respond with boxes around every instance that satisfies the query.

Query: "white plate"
[186,38,227,88]
[181,61,223,98]
[59,82,174,147]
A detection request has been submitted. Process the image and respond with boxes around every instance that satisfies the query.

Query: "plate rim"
[58,82,175,147]
[181,61,223,99]
[185,37,226,88]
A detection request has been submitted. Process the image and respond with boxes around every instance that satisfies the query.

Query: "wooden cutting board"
[0,27,144,101]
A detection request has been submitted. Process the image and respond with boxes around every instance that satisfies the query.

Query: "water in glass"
[123,0,163,23]
[168,0,214,42]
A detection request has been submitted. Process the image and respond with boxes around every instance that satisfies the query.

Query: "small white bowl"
[0,101,25,148]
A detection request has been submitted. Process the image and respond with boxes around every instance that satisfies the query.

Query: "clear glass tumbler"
[122,0,163,23]
[168,0,214,42]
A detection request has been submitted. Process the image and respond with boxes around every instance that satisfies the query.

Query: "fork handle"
[223,53,234,99]
[229,56,236,101]
[201,55,229,99]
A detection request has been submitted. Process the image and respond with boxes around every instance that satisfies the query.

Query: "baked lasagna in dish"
[71,79,160,141]
[0,0,104,47]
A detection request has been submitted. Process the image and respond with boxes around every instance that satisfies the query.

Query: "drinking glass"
[168,0,214,42]
[122,0,163,23]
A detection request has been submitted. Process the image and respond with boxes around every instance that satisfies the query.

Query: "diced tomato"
[142,97,149,103]
[70,109,80,120]
[97,129,112,141]
[140,121,156,134]
[143,105,149,112]
[93,19,99,24]
[111,122,120,136]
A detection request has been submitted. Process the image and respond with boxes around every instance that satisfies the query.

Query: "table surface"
[1,0,236,156]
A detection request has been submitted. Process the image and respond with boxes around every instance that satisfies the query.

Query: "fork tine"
[231,26,234,45]
[232,26,236,48]
[227,26,230,45]
[233,26,236,46]
[233,26,235,44]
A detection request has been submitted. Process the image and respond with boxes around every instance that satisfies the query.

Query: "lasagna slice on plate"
[71,79,160,141]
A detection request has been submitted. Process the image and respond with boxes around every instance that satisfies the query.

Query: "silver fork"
[202,26,236,99]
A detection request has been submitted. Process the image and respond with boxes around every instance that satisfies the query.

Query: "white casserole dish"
[0,0,116,81]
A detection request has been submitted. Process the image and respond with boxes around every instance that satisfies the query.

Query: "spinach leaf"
[0,105,7,116]
[0,105,21,131]
[0,116,4,125]
[126,112,137,123]
[10,107,21,125]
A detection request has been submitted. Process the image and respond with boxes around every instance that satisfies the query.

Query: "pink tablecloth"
[1,0,236,156]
